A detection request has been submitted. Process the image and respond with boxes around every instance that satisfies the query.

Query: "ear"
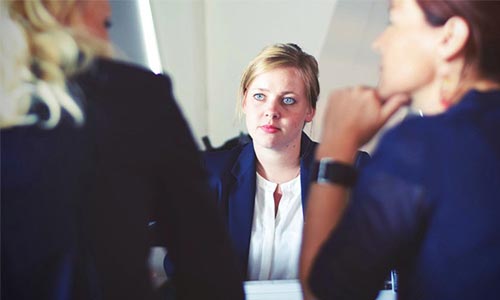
[304,107,316,123]
[438,16,470,61]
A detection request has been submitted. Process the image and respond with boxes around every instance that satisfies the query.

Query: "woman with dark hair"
[300,0,500,299]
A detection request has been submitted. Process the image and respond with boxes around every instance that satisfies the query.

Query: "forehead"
[80,0,110,17]
[390,0,404,8]
[390,0,422,12]
[248,67,304,88]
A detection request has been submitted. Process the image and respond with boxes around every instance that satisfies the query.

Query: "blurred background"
[108,0,390,150]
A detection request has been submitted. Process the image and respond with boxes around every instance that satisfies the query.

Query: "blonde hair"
[237,43,320,118]
[0,0,113,129]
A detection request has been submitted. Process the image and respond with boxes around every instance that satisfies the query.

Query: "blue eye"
[253,93,265,101]
[283,97,296,105]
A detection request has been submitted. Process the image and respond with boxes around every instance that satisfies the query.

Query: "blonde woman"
[1,1,244,299]
[201,43,369,280]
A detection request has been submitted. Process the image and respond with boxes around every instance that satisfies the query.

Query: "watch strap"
[311,157,358,187]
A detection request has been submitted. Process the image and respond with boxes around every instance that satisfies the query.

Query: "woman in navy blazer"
[203,44,369,280]
[204,133,369,280]
[204,132,316,278]
[300,1,500,300]
[204,44,320,281]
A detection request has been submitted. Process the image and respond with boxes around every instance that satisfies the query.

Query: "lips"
[260,125,280,133]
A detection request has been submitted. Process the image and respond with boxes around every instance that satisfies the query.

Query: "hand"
[318,86,409,161]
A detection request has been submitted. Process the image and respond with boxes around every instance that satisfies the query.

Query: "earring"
[439,76,456,109]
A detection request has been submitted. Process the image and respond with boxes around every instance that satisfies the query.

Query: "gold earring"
[439,76,457,109]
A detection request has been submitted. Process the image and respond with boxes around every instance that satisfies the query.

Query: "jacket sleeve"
[148,73,245,300]
[309,123,429,300]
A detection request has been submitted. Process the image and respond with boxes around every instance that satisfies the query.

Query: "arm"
[300,87,408,299]
[308,167,427,299]
[151,74,244,300]
[300,175,352,300]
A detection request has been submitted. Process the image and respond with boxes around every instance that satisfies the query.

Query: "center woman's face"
[372,0,441,99]
[243,67,315,151]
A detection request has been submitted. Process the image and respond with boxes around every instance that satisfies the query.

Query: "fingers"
[380,93,410,123]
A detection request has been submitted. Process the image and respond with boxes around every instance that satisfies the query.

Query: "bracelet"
[311,157,358,187]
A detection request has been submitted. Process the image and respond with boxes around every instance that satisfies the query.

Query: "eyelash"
[253,93,265,101]
[252,93,296,105]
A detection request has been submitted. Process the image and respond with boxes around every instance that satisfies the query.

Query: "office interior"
[108,1,398,299]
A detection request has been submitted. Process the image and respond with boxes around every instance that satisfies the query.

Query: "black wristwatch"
[311,157,358,187]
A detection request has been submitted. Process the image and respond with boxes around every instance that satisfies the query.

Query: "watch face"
[313,159,357,187]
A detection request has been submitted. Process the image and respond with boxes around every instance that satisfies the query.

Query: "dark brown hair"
[416,0,500,82]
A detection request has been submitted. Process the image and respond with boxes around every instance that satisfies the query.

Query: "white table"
[244,280,396,300]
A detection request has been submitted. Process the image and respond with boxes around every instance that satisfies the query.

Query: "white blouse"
[247,172,304,280]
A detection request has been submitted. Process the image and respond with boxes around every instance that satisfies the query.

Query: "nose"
[371,29,385,53]
[264,99,280,119]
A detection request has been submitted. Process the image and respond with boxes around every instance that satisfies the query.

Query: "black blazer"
[1,59,244,300]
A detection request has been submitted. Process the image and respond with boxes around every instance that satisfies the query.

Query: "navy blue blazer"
[203,133,369,277]
[310,89,500,300]
[1,59,244,300]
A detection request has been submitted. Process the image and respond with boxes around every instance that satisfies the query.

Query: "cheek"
[379,36,436,97]
[242,101,258,119]
[244,108,259,129]
[82,13,108,39]
[287,113,309,130]
[304,108,315,122]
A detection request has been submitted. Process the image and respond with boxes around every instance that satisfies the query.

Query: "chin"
[253,135,281,150]
[254,138,277,149]
[376,86,392,100]
[377,82,408,100]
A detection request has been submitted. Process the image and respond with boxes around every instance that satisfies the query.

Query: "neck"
[412,79,444,115]
[469,79,500,93]
[254,142,301,184]
[415,63,500,114]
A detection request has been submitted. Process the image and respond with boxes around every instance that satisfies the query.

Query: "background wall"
[110,0,394,151]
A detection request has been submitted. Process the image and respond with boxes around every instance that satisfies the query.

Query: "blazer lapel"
[300,133,317,213]
[228,143,256,276]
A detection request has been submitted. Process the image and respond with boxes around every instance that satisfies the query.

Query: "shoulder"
[73,58,181,124]
[365,116,440,183]
[90,58,166,80]
[74,58,173,97]
[300,132,318,160]
[377,115,443,158]
[375,117,428,157]
[203,144,250,176]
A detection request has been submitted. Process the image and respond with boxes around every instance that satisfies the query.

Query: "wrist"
[315,143,358,164]
[311,157,358,187]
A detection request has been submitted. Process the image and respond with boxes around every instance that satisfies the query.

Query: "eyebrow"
[250,88,299,96]
[250,88,270,92]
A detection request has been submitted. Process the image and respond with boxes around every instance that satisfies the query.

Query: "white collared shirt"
[247,173,303,280]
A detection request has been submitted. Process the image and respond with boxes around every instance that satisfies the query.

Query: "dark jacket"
[310,89,500,300]
[203,133,369,277]
[1,58,244,300]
